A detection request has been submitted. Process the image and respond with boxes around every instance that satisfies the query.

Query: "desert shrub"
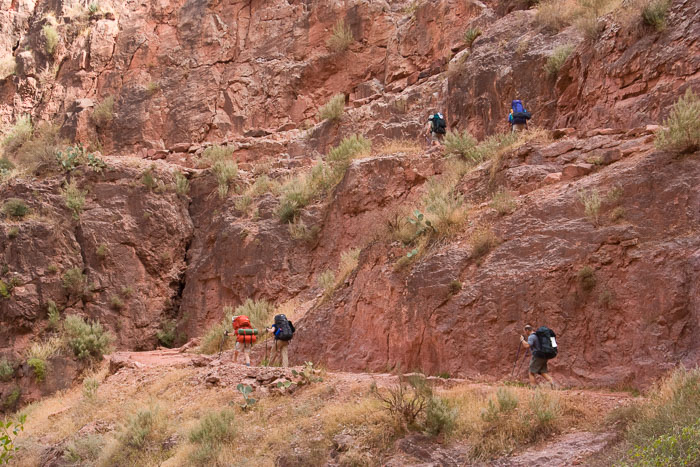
[2,198,30,220]
[535,0,578,31]
[42,25,59,56]
[63,434,103,465]
[82,376,99,401]
[113,405,170,465]
[641,0,671,31]
[234,194,252,214]
[156,320,178,348]
[375,138,422,155]
[47,300,61,330]
[95,244,108,260]
[62,180,87,220]
[109,295,124,310]
[1,115,32,156]
[198,312,231,355]
[140,168,157,190]
[338,248,360,282]
[443,130,478,161]
[236,298,274,331]
[247,174,279,197]
[3,387,21,410]
[288,217,319,242]
[421,177,467,236]
[544,44,574,77]
[88,1,99,14]
[423,396,457,436]
[655,88,700,153]
[0,358,13,381]
[92,96,114,128]
[61,267,86,297]
[326,19,354,53]
[27,357,47,381]
[7,227,19,239]
[577,265,596,291]
[174,171,190,195]
[62,315,113,361]
[372,374,431,431]
[463,27,481,47]
[578,188,601,225]
[318,270,336,297]
[0,55,16,80]
[327,134,371,166]
[449,280,462,295]
[0,157,14,172]
[15,121,64,170]
[610,206,625,222]
[490,189,517,215]
[189,409,236,465]
[470,226,499,259]
[203,145,238,199]
[318,93,346,121]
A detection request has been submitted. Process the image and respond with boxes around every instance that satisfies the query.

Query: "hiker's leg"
[233,342,239,363]
[281,341,289,368]
[542,372,554,386]
[244,344,251,366]
[269,341,278,366]
[528,372,537,386]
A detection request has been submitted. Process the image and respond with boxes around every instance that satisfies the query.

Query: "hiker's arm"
[520,335,529,349]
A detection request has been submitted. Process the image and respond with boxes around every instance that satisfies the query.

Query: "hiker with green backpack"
[426,112,447,145]
[520,324,558,388]
[227,315,258,366]
[266,314,295,367]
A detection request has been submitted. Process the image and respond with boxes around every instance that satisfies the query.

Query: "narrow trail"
[107,348,633,466]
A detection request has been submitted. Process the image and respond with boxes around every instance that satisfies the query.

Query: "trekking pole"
[511,341,522,378]
[517,349,528,376]
[218,331,228,359]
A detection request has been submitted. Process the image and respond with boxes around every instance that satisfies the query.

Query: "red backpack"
[232,315,257,344]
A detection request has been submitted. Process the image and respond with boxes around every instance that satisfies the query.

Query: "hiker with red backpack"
[266,314,295,367]
[508,100,531,133]
[228,315,258,366]
[520,324,557,388]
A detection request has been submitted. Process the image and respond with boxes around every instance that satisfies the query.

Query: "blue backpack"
[511,100,531,124]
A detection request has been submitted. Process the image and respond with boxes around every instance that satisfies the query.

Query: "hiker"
[508,100,531,133]
[426,112,447,145]
[266,314,295,367]
[230,315,257,366]
[520,324,557,388]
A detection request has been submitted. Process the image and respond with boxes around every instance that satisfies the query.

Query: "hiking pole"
[218,331,228,359]
[511,341,522,378]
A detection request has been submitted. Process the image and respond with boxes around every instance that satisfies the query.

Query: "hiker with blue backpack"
[426,112,447,145]
[520,324,558,388]
[508,100,531,133]
[266,314,295,367]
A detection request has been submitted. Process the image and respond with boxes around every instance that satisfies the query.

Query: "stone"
[561,163,594,180]
[543,172,562,185]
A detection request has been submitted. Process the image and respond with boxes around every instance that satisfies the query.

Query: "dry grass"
[655,88,700,153]
[0,55,16,81]
[470,226,499,259]
[318,93,346,122]
[374,138,422,156]
[326,19,354,53]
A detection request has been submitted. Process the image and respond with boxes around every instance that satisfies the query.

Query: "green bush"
[0,358,13,381]
[110,295,124,310]
[203,145,237,199]
[318,93,346,121]
[0,157,15,173]
[443,130,478,162]
[156,320,178,348]
[47,300,61,330]
[63,434,103,465]
[92,96,114,128]
[27,357,47,382]
[641,0,671,31]
[62,267,86,296]
[544,44,574,77]
[326,20,354,53]
[174,171,190,195]
[3,387,20,410]
[14,121,64,170]
[655,88,700,153]
[423,396,457,436]
[1,115,32,156]
[0,413,25,463]
[188,409,236,465]
[62,180,87,220]
[42,25,59,56]
[327,134,371,167]
[63,315,113,361]
[119,406,163,449]
[464,27,481,47]
[2,198,30,219]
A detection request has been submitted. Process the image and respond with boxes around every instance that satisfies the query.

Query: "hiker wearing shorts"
[520,324,556,388]
[231,315,257,366]
[426,112,446,145]
[508,100,531,133]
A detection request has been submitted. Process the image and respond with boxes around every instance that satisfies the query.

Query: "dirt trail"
[106,348,632,466]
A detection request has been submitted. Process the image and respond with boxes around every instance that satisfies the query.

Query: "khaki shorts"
[529,356,549,374]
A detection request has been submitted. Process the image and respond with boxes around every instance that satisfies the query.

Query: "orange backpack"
[232,315,257,344]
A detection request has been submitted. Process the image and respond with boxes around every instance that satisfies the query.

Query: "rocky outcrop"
[295,139,700,387]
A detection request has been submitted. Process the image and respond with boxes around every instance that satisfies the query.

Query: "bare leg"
[529,372,537,387]
[542,373,555,387]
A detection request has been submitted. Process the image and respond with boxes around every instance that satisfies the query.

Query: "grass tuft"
[655,88,700,153]
[326,19,354,53]
[92,96,114,128]
[42,25,59,56]
[318,93,346,122]
[62,180,87,220]
[544,44,574,77]
[470,226,499,259]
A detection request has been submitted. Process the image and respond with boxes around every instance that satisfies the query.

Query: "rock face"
[295,139,700,387]
[1,0,699,409]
